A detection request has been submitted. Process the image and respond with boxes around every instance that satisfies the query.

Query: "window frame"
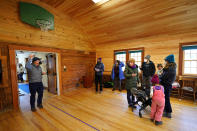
[114,47,144,67]
[114,51,127,71]
[179,42,197,76]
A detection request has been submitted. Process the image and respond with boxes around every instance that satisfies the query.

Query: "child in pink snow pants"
[150,74,165,125]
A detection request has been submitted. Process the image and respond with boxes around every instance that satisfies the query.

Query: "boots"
[163,112,172,118]
[31,107,36,112]
[166,113,172,118]
[155,121,163,125]
[37,104,43,109]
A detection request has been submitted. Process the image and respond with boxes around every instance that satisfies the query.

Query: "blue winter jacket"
[111,62,125,80]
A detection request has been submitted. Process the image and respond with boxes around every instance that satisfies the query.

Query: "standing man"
[140,55,156,89]
[94,58,104,93]
[26,54,46,112]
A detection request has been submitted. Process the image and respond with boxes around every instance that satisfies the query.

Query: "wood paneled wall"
[0,0,94,51]
[96,35,197,73]
[0,43,96,112]
[61,50,95,93]
[0,45,12,112]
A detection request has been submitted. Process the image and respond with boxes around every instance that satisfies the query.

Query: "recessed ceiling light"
[92,0,109,3]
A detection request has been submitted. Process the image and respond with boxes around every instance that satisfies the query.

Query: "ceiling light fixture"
[92,0,109,3]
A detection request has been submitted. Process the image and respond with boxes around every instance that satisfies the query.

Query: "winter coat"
[124,64,139,90]
[160,63,176,88]
[111,62,125,80]
[94,62,104,76]
[141,61,156,77]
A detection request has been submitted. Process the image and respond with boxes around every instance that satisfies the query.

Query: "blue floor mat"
[18,84,30,94]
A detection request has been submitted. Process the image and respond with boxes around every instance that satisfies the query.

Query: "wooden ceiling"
[41,0,197,45]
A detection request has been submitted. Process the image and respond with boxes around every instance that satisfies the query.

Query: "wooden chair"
[171,81,181,98]
[180,76,197,101]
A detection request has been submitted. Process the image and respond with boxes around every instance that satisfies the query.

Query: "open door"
[46,54,57,94]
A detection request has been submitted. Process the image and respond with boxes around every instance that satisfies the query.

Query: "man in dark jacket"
[94,58,104,93]
[26,54,46,112]
[161,54,176,118]
[140,55,156,89]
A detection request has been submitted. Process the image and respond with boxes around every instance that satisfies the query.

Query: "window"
[115,52,126,70]
[114,48,144,71]
[129,50,142,68]
[182,45,197,75]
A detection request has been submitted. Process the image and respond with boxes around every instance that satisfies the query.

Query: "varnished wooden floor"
[1,87,197,131]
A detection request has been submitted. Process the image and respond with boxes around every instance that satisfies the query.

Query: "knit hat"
[151,74,159,84]
[165,54,175,63]
[145,55,151,60]
[32,57,40,62]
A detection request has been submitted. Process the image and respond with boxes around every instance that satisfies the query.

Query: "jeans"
[113,77,121,90]
[29,82,44,108]
[95,75,103,92]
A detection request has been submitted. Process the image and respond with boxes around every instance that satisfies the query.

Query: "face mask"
[144,59,147,62]
[164,61,167,66]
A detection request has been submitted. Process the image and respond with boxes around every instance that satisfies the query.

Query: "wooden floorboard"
[1,87,197,131]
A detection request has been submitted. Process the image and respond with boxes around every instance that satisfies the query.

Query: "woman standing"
[111,60,125,91]
[160,54,176,118]
[124,58,139,107]
[17,63,25,83]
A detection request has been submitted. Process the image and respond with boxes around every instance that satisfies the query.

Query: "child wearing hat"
[150,74,165,125]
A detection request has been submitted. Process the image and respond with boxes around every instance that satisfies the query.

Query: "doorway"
[15,50,58,111]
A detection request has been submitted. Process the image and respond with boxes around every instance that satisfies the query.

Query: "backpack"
[103,82,114,88]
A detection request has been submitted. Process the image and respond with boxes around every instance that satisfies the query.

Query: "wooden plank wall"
[61,50,95,93]
[0,0,97,112]
[96,35,197,73]
[0,0,94,51]
[0,43,96,112]
[0,44,13,112]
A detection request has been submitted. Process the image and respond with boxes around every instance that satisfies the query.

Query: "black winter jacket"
[141,61,156,77]
[160,63,176,87]
[94,62,104,76]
